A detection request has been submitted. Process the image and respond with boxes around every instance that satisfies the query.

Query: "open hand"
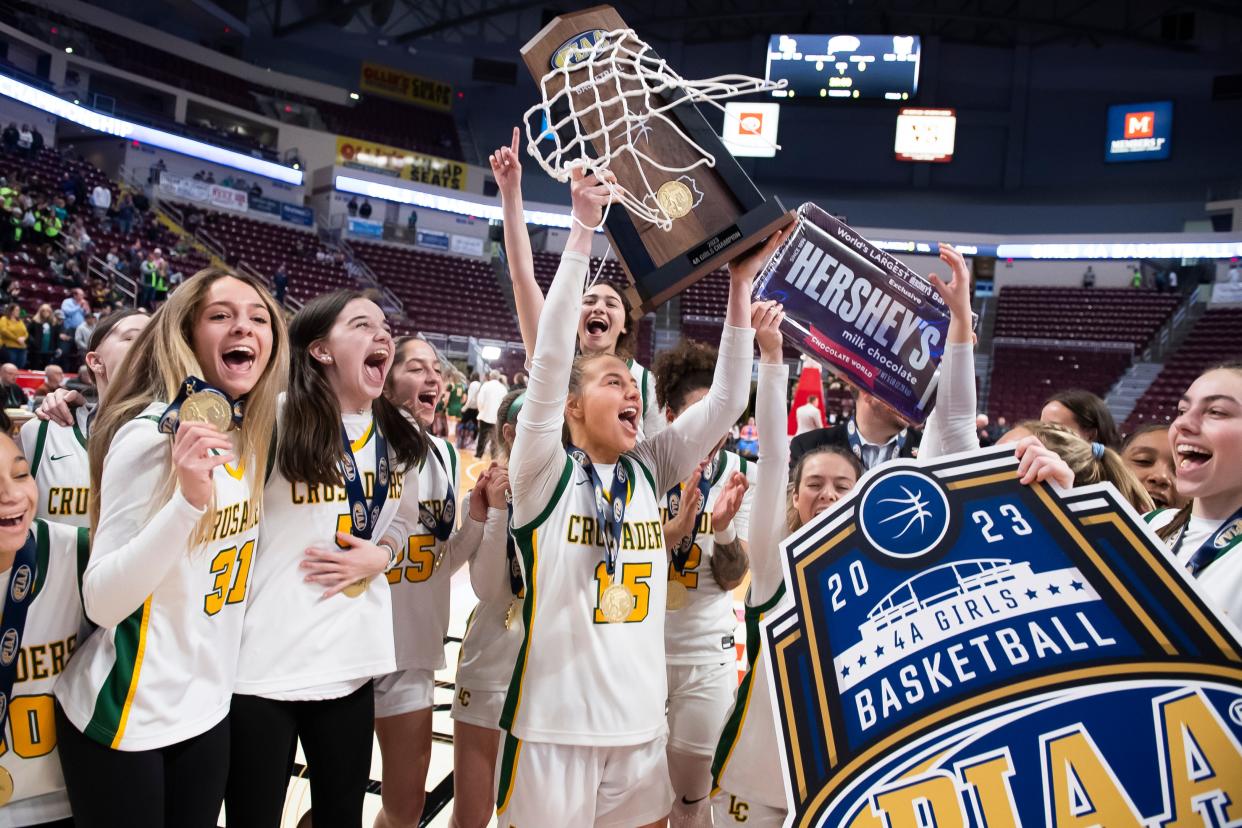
[711,471,749,530]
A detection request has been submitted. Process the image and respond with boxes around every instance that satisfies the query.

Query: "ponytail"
[1012,420,1153,513]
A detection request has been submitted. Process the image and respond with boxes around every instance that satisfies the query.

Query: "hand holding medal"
[302,532,395,599]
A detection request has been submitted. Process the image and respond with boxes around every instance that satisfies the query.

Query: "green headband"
[505,392,527,424]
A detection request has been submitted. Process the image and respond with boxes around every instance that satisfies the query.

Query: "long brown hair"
[88,268,287,542]
[277,290,428,488]
[1044,389,1121,449]
[786,445,862,533]
[583,281,638,361]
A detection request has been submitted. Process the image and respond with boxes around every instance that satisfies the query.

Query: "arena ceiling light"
[0,73,303,185]
[334,174,578,229]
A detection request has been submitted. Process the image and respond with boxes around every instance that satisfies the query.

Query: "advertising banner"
[762,446,1242,827]
[158,172,248,213]
[754,203,954,424]
[359,62,453,112]
[335,137,467,191]
[416,230,450,251]
[279,202,313,227]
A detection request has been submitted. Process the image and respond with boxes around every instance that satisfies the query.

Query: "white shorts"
[373,667,435,718]
[450,684,506,730]
[667,661,736,756]
[495,734,675,828]
[711,790,786,827]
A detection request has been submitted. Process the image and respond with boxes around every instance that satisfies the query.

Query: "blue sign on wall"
[1105,101,1173,162]
[765,445,1242,827]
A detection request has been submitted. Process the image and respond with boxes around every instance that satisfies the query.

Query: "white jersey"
[500,454,669,746]
[628,359,664,441]
[457,513,525,694]
[663,449,755,665]
[388,435,456,672]
[1146,507,1242,620]
[236,410,411,699]
[711,583,788,808]
[0,520,88,827]
[20,407,91,527]
[57,403,260,751]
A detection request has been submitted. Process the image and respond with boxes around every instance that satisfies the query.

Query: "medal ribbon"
[419,447,456,542]
[666,458,714,575]
[567,445,629,577]
[505,504,524,597]
[846,417,907,467]
[158,376,245,435]
[0,531,39,743]
[340,420,390,540]
[1173,505,1242,576]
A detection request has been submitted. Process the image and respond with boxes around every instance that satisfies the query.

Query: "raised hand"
[488,127,523,202]
[569,167,617,229]
[665,467,704,549]
[484,465,511,512]
[750,300,785,363]
[727,229,784,286]
[711,471,749,531]
[929,243,974,343]
[171,423,234,510]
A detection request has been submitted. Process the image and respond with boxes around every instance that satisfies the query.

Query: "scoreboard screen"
[1105,101,1172,162]
[766,34,920,101]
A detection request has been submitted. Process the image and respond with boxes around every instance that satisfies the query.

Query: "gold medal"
[656,180,694,219]
[342,577,369,598]
[0,765,12,806]
[179,391,234,432]
[666,580,689,612]
[503,598,522,630]
[600,581,633,624]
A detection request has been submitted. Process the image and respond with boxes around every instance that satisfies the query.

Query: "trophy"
[520,5,794,315]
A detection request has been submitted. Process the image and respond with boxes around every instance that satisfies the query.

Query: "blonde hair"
[1013,420,1153,513]
[88,268,289,545]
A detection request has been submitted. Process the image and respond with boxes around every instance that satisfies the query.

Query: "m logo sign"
[1125,111,1155,138]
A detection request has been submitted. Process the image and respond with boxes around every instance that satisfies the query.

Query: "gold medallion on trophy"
[179,391,234,432]
[656,180,694,219]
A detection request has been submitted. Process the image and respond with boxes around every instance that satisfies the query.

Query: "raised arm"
[922,243,980,459]
[636,232,783,491]
[509,171,612,526]
[489,127,542,360]
[744,302,791,604]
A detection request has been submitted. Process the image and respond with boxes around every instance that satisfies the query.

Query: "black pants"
[54,699,230,828]
[476,421,496,458]
[225,681,374,828]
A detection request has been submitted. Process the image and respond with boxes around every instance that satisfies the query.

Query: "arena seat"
[987,286,1182,422]
[1123,307,1242,431]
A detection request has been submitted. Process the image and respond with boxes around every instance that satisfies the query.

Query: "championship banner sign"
[335,137,468,191]
[763,445,1242,827]
[359,62,453,112]
[755,203,953,425]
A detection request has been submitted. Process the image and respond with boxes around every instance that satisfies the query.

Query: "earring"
[318,355,333,364]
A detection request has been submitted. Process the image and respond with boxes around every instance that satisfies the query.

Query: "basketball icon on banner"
[765,445,1242,827]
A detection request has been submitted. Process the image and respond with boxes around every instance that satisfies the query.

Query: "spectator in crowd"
[17,124,33,156]
[273,262,288,306]
[347,196,359,216]
[29,126,43,155]
[1,123,16,153]
[204,170,215,184]
[65,361,93,396]
[474,368,507,460]
[148,158,167,184]
[737,415,759,459]
[0,303,27,367]
[60,287,88,333]
[976,413,993,447]
[90,181,112,218]
[795,393,824,435]
[34,363,64,398]
[458,371,480,450]
[1229,259,1241,284]
[1168,269,1179,290]
[1131,268,1143,289]
[407,209,418,230]
[25,303,60,370]
[1081,266,1095,288]
[359,199,373,219]
[0,362,25,408]
[193,169,205,181]
[74,312,97,356]
[115,192,135,235]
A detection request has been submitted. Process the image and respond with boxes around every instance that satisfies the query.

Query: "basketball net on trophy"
[524,28,785,235]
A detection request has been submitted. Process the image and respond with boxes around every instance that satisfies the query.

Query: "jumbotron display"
[766,34,921,101]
